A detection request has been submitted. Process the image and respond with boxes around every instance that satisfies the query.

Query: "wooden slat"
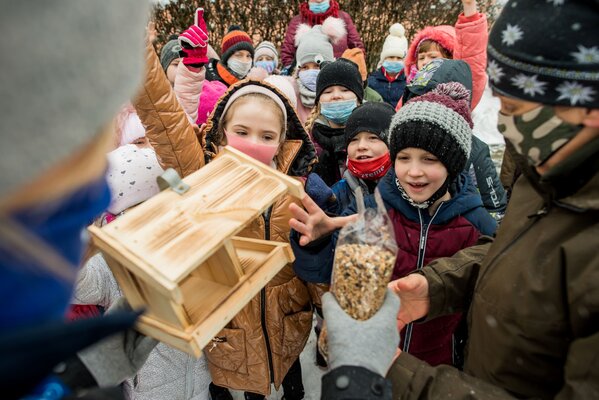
[180,276,232,324]
[189,243,294,351]
[136,279,190,329]
[217,146,305,199]
[132,240,294,356]
[103,254,146,310]
[204,239,244,286]
[90,225,182,302]
[136,315,202,358]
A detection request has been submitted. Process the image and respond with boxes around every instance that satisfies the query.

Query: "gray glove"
[322,288,400,377]
[78,297,158,387]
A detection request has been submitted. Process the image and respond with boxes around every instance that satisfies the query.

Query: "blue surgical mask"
[255,60,276,74]
[309,0,330,14]
[298,69,319,92]
[320,99,357,125]
[0,176,111,329]
[382,60,404,74]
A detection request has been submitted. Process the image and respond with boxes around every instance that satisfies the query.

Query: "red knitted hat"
[221,29,254,63]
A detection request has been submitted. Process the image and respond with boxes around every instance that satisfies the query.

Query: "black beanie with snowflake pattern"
[487,0,599,108]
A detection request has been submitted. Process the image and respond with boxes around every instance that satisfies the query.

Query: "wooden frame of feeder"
[89,147,304,357]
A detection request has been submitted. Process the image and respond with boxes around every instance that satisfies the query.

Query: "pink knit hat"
[196,80,228,125]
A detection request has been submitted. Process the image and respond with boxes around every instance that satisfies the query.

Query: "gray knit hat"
[0,1,148,198]
[389,82,472,180]
[294,24,337,67]
[254,41,279,65]
[160,39,182,71]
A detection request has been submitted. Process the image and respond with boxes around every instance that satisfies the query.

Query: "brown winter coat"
[388,139,599,399]
[132,45,318,395]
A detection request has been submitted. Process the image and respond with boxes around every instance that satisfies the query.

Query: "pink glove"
[178,9,209,65]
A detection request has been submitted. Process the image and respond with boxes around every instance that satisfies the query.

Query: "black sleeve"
[321,366,393,400]
[469,136,507,214]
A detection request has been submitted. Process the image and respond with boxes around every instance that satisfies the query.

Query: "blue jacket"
[367,68,407,108]
[291,170,496,283]
[329,170,378,215]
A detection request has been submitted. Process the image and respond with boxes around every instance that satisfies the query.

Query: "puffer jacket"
[133,41,204,178]
[132,46,318,395]
[173,62,205,123]
[281,0,365,67]
[388,139,599,399]
[403,12,488,110]
[367,68,407,108]
[293,170,496,367]
[378,171,495,367]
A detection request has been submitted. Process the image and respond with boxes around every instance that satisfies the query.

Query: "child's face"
[299,62,320,71]
[394,147,448,203]
[230,50,253,63]
[256,54,275,63]
[417,48,444,70]
[347,132,388,160]
[224,100,283,145]
[320,85,357,103]
[384,56,404,63]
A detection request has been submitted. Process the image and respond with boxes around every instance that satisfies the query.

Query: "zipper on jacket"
[260,206,276,385]
[403,204,444,353]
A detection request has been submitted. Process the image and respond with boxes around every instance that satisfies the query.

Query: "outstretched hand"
[289,195,356,246]
[388,274,430,331]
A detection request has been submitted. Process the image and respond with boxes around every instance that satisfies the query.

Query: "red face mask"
[346,152,392,180]
[225,132,279,165]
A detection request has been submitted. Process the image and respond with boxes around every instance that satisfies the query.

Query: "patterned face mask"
[498,106,582,167]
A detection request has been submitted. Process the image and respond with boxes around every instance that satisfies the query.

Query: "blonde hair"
[304,104,321,133]
[218,93,287,145]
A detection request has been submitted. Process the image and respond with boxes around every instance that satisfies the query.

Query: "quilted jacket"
[132,43,318,395]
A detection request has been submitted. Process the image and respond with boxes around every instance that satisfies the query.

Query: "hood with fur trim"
[204,79,317,177]
[404,25,456,77]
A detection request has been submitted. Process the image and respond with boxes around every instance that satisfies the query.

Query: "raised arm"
[132,40,204,178]
[453,0,488,109]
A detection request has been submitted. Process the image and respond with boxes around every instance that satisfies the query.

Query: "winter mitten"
[77,298,158,387]
[322,288,400,377]
[178,10,209,65]
[305,173,335,210]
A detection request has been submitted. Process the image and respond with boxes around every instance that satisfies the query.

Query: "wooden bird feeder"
[89,146,305,357]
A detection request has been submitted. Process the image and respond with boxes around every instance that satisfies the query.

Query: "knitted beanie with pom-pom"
[294,17,346,67]
[380,23,408,63]
[388,82,472,180]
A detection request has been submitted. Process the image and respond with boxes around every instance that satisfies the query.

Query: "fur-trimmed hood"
[404,25,456,77]
[204,79,317,177]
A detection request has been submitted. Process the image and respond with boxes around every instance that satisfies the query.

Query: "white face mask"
[227,59,253,78]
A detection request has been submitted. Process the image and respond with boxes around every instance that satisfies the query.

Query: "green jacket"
[389,138,599,399]
[364,86,384,103]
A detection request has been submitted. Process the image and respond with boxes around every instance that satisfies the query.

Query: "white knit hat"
[379,23,408,63]
[106,145,164,215]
